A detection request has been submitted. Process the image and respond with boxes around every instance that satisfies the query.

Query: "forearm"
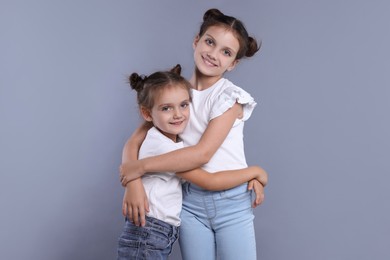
[140,144,210,174]
[138,104,243,174]
[177,166,263,191]
[123,104,241,180]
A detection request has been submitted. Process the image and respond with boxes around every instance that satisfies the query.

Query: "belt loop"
[184,182,191,194]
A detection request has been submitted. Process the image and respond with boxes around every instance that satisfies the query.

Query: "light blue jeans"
[179,182,256,260]
[117,216,179,260]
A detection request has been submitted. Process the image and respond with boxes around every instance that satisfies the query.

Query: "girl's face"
[142,85,190,142]
[193,25,240,79]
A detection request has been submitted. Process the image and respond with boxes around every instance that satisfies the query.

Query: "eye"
[223,49,232,57]
[181,102,189,109]
[161,106,172,111]
[205,38,214,46]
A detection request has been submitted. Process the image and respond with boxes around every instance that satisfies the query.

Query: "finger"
[253,196,260,208]
[247,180,254,190]
[257,191,265,207]
[122,202,127,217]
[127,206,133,221]
[253,197,260,208]
[138,207,146,227]
[252,184,262,208]
[255,194,265,207]
[255,190,261,204]
[144,198,150,213]
[253,195,262,207]
[132,207,140,226]
[121,176,127,187]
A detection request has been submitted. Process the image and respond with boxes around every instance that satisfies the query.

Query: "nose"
[173,108,183,119]
[207,50,217,60]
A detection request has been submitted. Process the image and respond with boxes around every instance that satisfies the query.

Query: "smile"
[202,55,217,67]
[170,121,185,126]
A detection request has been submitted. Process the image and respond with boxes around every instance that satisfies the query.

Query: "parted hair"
[199,8,261,59]
[129,64,192,110]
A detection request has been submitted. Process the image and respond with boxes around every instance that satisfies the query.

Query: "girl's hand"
[253,166,268,187]
[119,162,144,186]
[122,178,150,227]
[247,179,265,208]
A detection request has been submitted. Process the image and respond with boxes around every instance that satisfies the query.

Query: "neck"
[190,68,222,91]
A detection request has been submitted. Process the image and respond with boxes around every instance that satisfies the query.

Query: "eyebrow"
[157,99,191,108]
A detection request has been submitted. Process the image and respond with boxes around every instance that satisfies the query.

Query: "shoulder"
[222,78,252,95]
[209,78,258,121]
[210,78,251,97]
[214,78,256,105]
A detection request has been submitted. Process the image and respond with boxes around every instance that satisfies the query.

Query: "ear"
[193,35,200,49]
[226,59,239,72]
[140,107,153,122]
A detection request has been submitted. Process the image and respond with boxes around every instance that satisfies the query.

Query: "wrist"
[138,159,146,176]
[125,177,142,188]
[259,175,267,187]
[254,166,267,187]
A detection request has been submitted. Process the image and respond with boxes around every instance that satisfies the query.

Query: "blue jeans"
[179,183,256,260]
[117,216,179,260]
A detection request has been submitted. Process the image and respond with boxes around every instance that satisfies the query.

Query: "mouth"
[202,55,217,67]
[170,120,185,126]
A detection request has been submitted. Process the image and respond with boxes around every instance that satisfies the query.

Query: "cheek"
[183,109,190,117]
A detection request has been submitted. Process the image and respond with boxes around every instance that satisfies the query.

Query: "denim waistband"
[182,182,248,195]
[145,216,179,236]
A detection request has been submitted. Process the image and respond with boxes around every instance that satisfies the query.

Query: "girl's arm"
[176,165,268,191]
[120,103,243,184]
[121,123,150,227]
[120,104,265,208]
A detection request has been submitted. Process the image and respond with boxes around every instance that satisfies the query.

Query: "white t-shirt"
[139,127,183,227]
[181,78,257,173]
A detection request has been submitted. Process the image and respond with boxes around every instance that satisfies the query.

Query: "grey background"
[1,0,389,259]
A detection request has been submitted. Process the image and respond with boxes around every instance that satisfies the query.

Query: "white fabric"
[139,127,183,227]
[181,78,257,173]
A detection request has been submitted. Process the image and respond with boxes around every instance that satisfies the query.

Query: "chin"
[198,67,217,77]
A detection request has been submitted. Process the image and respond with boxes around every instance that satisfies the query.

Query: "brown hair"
[129,64,192,111]
[198,8,261,59]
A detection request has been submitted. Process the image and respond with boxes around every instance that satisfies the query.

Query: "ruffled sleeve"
[210,85,257,122]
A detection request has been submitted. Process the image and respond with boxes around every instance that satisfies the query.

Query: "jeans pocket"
[117,223,143,258]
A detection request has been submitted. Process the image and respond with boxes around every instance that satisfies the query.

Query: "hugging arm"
[120,103,243,183]
[177,165,268,191]
[121,103,265,207]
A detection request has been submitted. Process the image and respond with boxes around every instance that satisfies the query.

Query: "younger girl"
[120,9,265,260]
[117,65,267,260]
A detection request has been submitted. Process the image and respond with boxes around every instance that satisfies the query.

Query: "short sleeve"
[210,86,257,122]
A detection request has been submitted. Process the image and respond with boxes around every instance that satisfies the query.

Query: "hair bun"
[170,64,182,75]
[245,36,261,58]
[129,73,146,92]
[203,8,224,21]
